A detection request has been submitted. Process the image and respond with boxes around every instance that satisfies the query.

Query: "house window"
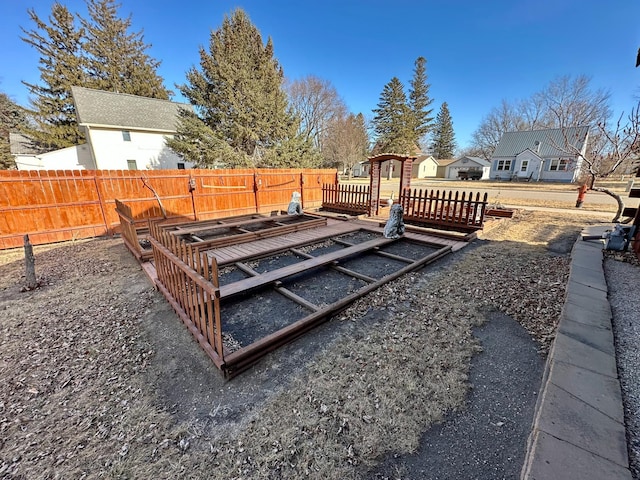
[549,159,569,171]
[496,160,512,171]
[127,159,137,170]
[122,130,131,141]
[520,160,529,172]
[177,162,185,170]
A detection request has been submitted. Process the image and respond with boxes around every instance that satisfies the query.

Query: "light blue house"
[489,126,590,182]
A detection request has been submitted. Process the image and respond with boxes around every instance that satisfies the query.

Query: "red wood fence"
[0,168,338,249]
[400,188,488,233]
[321,184,370,215]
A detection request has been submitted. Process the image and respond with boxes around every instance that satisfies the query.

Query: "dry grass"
[0,211,613,479]
[343,177,630,195]
[488,196,617,213]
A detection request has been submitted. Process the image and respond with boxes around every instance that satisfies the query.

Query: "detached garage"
[446,156,491,180]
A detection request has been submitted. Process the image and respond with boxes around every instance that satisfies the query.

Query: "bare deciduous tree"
[286,75,346,150]
[471,75,612,159]
[540,75,611,129]
[322,113,370,177]
[555,105,640,222]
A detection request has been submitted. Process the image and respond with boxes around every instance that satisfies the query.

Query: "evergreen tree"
[82,0,170,99]
[408,56,434,148]
[0,92,28,169]
[261,131,323,168]
[20,2,86,149]
[431,102,457,159]
[171,9,299,167]
[20,0,170,150]
[371,77,415,154]
[167,109,250,168]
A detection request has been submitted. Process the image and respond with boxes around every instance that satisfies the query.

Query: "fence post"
[93,172,111,236]
[254,172,261,213]
[24,234,37,289]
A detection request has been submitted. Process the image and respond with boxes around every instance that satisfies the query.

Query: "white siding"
[412,158,438,178]
[87,128,193,170]
[15,144,93,170]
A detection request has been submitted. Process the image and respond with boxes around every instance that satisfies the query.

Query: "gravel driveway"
[606,254,640,479]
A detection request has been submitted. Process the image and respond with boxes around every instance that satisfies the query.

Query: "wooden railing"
[321,184,370,215]
[400,188,488,233]
[148,221,224,369]
[115,199,150,261]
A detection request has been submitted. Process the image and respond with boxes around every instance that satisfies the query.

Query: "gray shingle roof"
[492,126,589,158]
[71,86,192,132]
[9,132,45,155]
[459,156,491,167]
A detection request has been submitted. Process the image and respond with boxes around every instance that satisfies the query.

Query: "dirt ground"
[0,209,619,479]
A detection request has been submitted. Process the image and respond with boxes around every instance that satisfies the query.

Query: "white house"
[11,133,94,170]
[71,86,194,170]
[412,155,438,178]
[445,156,491,180]
[376,155,439,179]
[489,127,589,182]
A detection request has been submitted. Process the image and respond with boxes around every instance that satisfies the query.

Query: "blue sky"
[1,0,639,149]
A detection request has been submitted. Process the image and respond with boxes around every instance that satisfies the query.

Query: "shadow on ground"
[369,310,545,480]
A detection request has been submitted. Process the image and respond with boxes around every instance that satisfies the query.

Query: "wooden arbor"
[368,154,417,216]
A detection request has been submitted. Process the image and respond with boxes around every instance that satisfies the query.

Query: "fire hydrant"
[576,184,588,208]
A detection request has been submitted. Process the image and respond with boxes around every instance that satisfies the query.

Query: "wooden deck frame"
[188,214,327,254]
[221,243,452,377]
[148,218,457,378]
[116,197,328,263]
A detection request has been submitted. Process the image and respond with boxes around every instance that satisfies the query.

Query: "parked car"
[457,169,483,180]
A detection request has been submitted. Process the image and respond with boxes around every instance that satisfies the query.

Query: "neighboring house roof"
[415,154,436,163]
[516,148,543,161]
[71,86,193,132]
[453,156,491,167]
[492,126,589,158]
[9,132,45,155]
[434,158,456,166]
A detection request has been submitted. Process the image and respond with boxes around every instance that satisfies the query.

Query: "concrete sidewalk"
[521,225,633,479]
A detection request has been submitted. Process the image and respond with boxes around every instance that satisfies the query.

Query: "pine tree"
[20,0,170,150]
[371,77,415,154]
[171,9,298,167]
[82,0,170,99]
[167,109,250,167]
[0,92,28,169]
[408,56,434,148]
[20,2,86,149]
[431,102,457,159]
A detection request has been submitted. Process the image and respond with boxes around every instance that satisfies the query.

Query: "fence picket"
[0,168,337,249]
